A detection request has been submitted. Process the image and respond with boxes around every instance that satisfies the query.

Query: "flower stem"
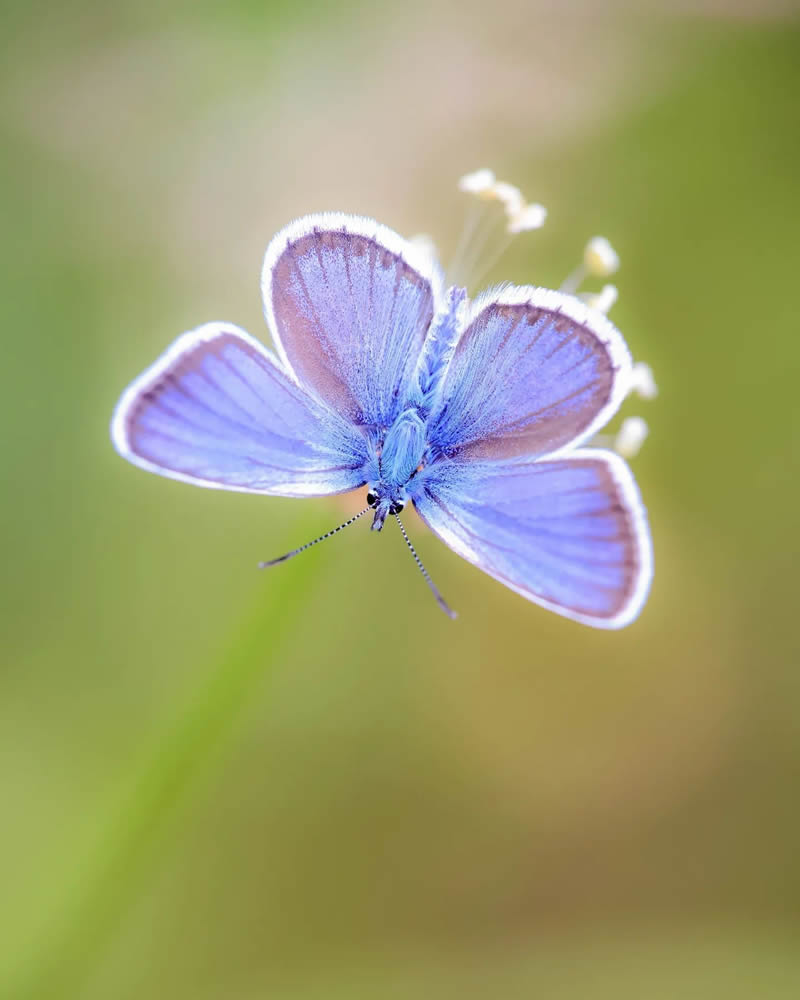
[10,568,311,1000]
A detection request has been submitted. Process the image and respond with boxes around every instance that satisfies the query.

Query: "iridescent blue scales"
[112,212,652,627]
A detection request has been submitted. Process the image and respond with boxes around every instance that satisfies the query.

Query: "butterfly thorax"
[382,408,426,484]
[367,406,429,530]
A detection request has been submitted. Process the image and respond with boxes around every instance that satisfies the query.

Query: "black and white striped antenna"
[394,513,457,619]
[258,506,370,568]
[258,504,457,620]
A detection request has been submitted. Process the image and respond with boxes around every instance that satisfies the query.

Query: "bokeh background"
[3,1,800,997]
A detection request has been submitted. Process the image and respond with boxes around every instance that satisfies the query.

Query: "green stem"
[11,569,311,1000]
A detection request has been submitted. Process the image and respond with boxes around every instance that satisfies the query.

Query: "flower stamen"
[492,181,524,216]
[614,416,649,459]
[457,168,496,195]
[451,169,547,289]
[561,235,620,294]
[581,283,618,315]
[506,202,547,234]
[629,361,658,400]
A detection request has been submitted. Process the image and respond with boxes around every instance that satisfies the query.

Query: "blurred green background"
[2,1,800,997]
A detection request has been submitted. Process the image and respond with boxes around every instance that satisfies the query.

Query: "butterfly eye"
[389,501,405,515]
[366,492,378,508]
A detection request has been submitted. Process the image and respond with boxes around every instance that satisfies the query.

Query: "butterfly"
[111,211,652,627]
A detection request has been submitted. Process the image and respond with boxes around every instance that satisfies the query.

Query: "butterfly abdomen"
[411,286,466,416]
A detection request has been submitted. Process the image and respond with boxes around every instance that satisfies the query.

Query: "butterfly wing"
[111,322,368,496]
[429,286,632,460]
[262,213,443,429]
[413,450,652,628]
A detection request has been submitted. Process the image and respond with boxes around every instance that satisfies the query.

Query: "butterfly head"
[366,489,405,532]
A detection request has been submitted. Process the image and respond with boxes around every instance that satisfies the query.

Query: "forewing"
[111,322,368,496]
[430,287,632,460]
[414,450,652,628]
[262,213,442,429]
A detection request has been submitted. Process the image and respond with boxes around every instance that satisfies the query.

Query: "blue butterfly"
[111,211,652,626]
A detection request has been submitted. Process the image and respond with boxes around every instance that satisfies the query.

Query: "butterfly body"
[363,289,467,528]
[112,212,652,627]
